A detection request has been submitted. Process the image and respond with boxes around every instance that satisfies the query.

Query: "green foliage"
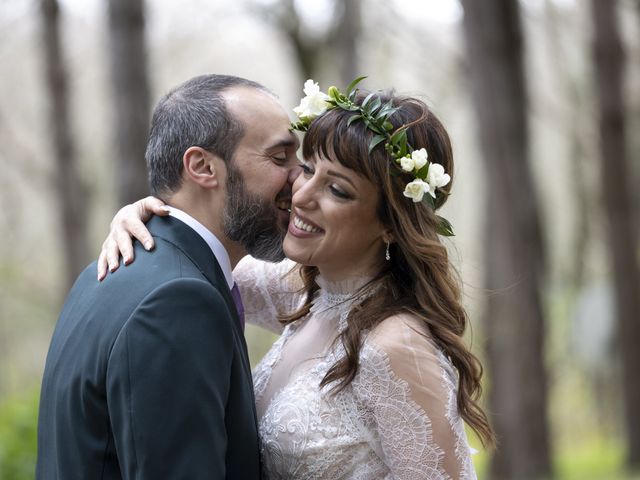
[470,434,640,480]
[0,388,39,480]
[555,436,639,480]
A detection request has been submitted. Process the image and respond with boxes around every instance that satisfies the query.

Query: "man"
[37,74,300,479]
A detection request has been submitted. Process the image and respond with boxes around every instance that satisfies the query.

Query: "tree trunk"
[334,0,360,85]
[460,0,552,477]
[41,0,90,290]
[268,0,320,80]
[257,0,360,84]
[591,0,640,468]
[543,0,591,290]
[107,0,151,204]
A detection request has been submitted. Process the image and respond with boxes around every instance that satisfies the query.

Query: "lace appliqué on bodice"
[235,258,477,479]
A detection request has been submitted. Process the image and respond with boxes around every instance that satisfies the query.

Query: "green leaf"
[345,76,367,95]
[378,103,399,120]
[347,114,363,127]
[389,127,408,145]
[434,190,449,210]
[398,132,408,157]
[327,86,340,101]
[361,92,376,110]
[289,120,308,132]
[335,98,359,113]
[415,162,429,180]
[369,97,382,114]
[387,129,409,158]
[368,134,386,153]
[333,98,348,109]
[363,119,384,135]
[422,193,436,210]
[436,216,455,236]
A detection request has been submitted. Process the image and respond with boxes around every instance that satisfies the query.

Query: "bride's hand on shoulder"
[97,196,169,281]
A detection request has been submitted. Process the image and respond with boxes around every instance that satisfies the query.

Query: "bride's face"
[283,154,387,280]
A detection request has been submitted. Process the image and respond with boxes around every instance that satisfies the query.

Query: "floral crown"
[291,77,454,236]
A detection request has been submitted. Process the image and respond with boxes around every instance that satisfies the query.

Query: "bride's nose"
[291,175,318,209]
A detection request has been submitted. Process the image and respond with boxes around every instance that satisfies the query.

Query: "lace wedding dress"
[234,256,477,480]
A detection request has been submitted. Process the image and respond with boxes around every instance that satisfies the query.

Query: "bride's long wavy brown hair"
[281,91,495,447]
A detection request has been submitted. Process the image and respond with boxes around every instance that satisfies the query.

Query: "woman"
[99,80,494,478]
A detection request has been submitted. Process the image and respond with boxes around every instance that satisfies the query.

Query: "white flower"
[403,179,431,203]
[426,163,451,197]
[293,79,330,121]
[302,79,321,96]
[411,148,429,171]
[400,156,415,172]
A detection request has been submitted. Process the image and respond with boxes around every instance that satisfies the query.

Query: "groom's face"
[221,87,300,261]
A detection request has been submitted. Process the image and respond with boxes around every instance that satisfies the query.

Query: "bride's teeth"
[293,216,320,233]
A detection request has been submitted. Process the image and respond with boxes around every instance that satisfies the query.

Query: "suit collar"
[147,215,226,290]
[146,216,242,334]
[165,207,234,290]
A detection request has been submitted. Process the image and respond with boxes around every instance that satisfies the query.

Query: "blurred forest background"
[0,0,639,478]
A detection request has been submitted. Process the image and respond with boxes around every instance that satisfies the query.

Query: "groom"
[37,75,300,479]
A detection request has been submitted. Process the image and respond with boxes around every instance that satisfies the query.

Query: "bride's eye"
[330,185,351,200]
[301,163,314,176]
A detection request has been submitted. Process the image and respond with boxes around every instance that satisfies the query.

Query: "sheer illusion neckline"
[313,274,374,306]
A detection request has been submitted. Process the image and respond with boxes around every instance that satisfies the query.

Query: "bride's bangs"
[302,106,383,185]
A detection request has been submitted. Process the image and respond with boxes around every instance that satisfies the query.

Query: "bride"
[98,79,494,478]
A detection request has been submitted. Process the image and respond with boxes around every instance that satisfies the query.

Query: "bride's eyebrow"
[327,170,356,189]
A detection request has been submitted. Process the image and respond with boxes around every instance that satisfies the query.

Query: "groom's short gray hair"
[145,74,270,197]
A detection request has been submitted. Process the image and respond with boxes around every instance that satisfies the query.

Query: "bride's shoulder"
[364,312,438,357]
[356,313,447,390]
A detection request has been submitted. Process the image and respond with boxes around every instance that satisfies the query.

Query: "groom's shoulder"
[103,229,209,284]
[65,234,217,320]
[55,238,229,353]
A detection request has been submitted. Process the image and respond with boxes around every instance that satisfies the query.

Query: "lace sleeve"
[352,315,476,480]
[232,256,305,333]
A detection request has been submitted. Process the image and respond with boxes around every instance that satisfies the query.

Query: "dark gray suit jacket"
[37,215,260,479]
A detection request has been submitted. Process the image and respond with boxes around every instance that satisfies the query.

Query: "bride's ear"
[182,146,224,189]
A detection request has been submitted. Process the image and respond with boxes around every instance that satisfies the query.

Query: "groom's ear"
[183,146,224,189]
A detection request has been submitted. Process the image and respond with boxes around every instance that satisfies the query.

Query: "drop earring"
[385,241,391,261]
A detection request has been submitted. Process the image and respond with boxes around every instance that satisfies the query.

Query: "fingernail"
[124,256,131,265]
[161,206,171,213]
[144,242,153,250]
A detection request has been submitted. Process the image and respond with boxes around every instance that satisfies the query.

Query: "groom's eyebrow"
[266,138,299,151]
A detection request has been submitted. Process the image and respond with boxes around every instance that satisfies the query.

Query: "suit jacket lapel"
[146,216,255,385]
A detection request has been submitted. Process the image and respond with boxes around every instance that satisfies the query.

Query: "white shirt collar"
[166,206,234,290]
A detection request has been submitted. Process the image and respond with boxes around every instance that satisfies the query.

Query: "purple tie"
[230,282,245,331]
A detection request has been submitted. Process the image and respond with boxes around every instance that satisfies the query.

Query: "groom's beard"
[222,163,286,262]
